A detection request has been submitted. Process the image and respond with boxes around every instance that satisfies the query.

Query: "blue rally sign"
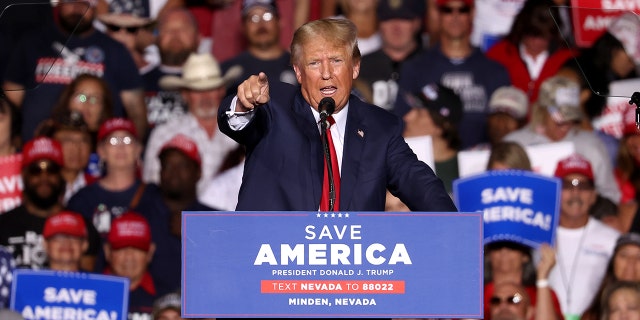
[453,170,561,248]
[10,270,129,320]
[182,212,483,318]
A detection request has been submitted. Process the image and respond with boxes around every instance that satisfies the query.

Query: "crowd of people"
[0,0,640,319]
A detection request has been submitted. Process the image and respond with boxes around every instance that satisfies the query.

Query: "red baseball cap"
[43,211,88,239]
[97,118,138,141]
[159,134,202,166]
[22,137,64,168]
[554,153,594,181]
[107,212,152,251]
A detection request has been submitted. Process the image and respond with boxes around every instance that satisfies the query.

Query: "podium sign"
[182,212,483,318]
[10,270,129,320]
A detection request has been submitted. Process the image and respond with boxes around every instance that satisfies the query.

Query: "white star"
[324,213,329,218]
[345,213,350,218]
[316,213,321,217]
[338,213,343,218]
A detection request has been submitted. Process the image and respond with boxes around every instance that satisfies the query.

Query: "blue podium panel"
[454,170,561,248]
[10,270,129,320]
[182,211,483,318]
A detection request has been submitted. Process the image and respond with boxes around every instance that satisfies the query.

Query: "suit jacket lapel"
[292,93,324,208]
[341,96,366,210]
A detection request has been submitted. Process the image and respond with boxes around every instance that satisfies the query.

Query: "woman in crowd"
[582,233,640,319]
[51,74,114,149]
[600,281,640,320]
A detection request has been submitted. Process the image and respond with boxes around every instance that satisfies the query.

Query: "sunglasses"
[562,178,594,191]
[27,161,61,176]
[438,5,472,14]
[490,293,524,306]
[105,24,140,34]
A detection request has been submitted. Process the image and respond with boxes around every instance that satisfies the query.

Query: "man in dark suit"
[218,18,456,212]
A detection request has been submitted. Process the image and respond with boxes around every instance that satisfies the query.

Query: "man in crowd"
[143,8,200,127]
[0,137,67,268]
[104,212,157,319]
[395,0,510,148]
[546,153,620,318]
[2,0,147,140]
[219,18,456,212]
[143,53,240,196]
[357,0,425,111]
[489,282,533,320]
[221,0,297,96]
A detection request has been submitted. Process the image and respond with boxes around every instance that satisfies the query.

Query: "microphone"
[318,97,336,126]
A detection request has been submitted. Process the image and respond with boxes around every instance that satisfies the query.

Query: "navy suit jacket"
[218,83,457,212]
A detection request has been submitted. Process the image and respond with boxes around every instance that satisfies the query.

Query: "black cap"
[405,83,463,125]
[377,0,425,21]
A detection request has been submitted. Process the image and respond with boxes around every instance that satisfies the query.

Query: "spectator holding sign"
[504,76,620,205]
[488,282,534,320]
[104,212,157,319]
[43,211,89,272]
[582,233,640,320]
[546,153,620,318]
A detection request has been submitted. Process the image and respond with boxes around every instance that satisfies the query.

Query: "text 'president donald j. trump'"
[218,18,457,212]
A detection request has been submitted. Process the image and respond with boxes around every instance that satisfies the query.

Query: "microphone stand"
[631,92,640,129]
[320,114,336,211]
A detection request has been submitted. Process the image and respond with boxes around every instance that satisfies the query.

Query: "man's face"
[58,1,94,35]
[293,38,360,113]
[106,246,153,282]
[158,10,200,66]
[183,86,227,119]
[243,7,279,49]
[379,18,421,53]
[157,309,183,320]
[487,113,519,145]
[560,173,597,220]
[22,160,65,210]
[160,150,201,199]
[615,244,640,282]
[54,130,91,173]
[45,235,87,268]
[437,0,473,41]
[487,247,529,275]
[489,283,531,320]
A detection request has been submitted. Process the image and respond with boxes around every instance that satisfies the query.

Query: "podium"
[182,211,483,318]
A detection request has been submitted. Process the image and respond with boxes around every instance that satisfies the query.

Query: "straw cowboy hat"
[97,13,154,28]
[160,53,243,91]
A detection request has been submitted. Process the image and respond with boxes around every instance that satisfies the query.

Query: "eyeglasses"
[248,12,274,23]
[105,24,140,34]
[489,293,524,306]
[27,161,61,176]
[438,5,472,14]
[106,136,134,146]
[562,178,594,191]
[74,93,101,105]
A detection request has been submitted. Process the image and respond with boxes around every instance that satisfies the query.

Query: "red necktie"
[320,116,340,211]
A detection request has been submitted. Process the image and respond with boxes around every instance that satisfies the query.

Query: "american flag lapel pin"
[357,129,364,138]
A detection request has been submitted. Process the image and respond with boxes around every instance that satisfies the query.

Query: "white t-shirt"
[545,218,619,317]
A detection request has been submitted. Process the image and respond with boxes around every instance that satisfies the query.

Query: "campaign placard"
[0,154,22,214]
[182,212,483,318]
[570,1,637,47]
[453,171,561,248]
[10,270,129,320]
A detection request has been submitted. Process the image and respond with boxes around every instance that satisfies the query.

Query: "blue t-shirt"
[142,66,187,127]
[395,45,511,149]
[4,24,142,141]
